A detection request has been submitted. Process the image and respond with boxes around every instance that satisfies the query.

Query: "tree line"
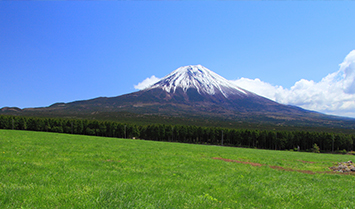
[0,115,354,152]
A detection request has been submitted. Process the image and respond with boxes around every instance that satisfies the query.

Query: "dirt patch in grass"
[212,157,262,167]
[298,160,316,164]
[213,157,354,175]
[269,165,316,174]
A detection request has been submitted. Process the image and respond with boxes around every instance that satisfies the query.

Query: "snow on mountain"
[147,65,249,98]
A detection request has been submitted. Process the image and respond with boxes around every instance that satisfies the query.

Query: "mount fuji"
[2,65,355,129]
[134,65,306,114]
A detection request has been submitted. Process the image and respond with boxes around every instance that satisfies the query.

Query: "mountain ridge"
[1,65,355,130]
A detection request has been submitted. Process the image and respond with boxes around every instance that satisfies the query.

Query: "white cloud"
[134,75,160,90]
[232,77,285,101]
[340,50,355,94]
[232,50,355,118]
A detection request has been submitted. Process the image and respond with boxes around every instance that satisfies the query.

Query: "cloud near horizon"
[134,75,160,90]
[134,50,355,118]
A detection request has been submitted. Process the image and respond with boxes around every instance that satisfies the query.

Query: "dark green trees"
[0,115,354,152]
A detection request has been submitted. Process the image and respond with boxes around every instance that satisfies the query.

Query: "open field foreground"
[1,130,355,208]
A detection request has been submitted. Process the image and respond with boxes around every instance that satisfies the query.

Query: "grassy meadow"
[1,129,355,208]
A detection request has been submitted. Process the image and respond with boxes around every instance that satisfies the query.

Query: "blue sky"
[1,1,355,117]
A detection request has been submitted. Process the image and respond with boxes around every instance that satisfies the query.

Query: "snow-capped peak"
[147,65,248,98]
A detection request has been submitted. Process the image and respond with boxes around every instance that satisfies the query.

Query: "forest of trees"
[1,115,354,152]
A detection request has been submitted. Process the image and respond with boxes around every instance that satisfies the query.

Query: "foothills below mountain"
[2,65,355,131]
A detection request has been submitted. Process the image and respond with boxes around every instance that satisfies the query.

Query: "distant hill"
[2,65,355,131]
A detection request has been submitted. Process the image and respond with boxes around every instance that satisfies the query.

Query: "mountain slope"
[40,65,305,115]
[2,65,355,130]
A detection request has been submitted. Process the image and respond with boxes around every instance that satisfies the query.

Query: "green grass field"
[1,129,355,208]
